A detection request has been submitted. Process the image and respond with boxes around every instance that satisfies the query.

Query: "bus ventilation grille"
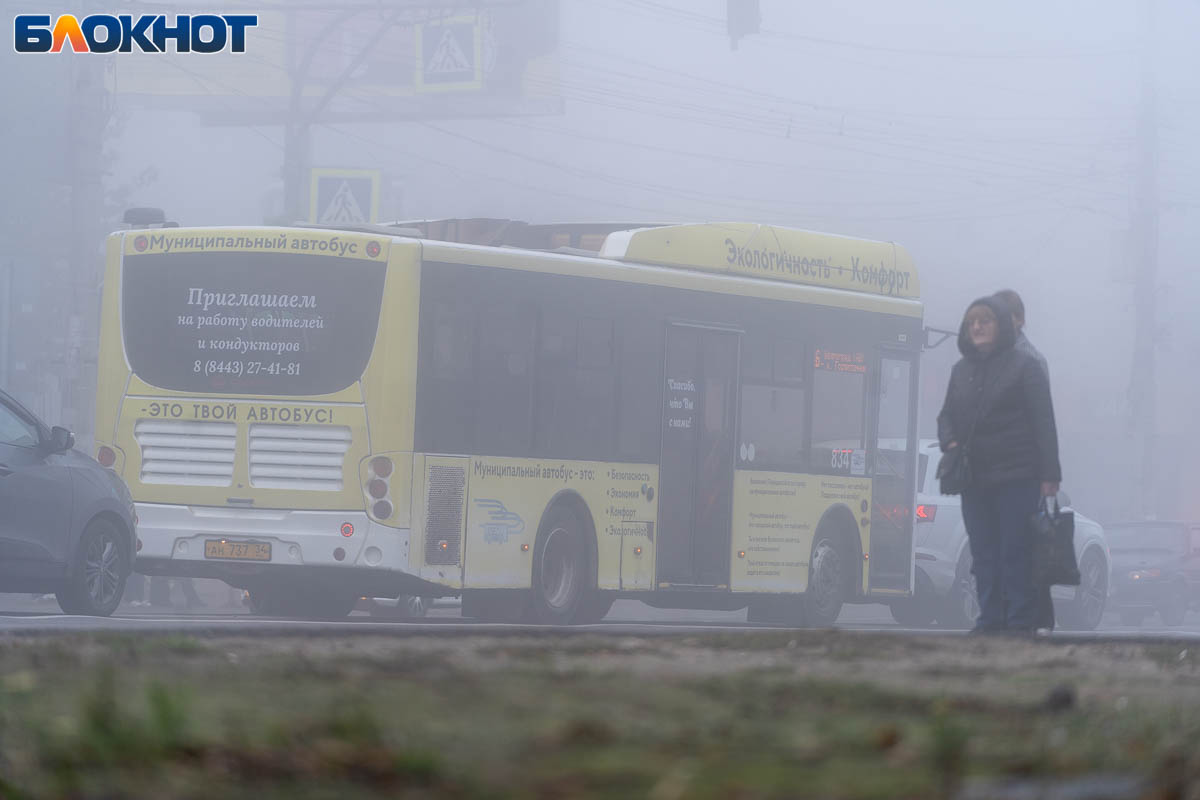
[134,420,235,487]
[425,464,465,566]
[248,424,352,492]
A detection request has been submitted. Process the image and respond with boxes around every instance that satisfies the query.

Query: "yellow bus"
[94,218,922,623]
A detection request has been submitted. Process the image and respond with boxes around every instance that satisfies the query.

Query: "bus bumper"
[131,502,427,594]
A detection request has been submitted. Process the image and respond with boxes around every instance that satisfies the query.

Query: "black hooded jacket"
[936,295,1061,487]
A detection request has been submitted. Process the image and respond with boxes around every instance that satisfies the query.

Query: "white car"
[888,440,1111,630]
[357,595,434,619]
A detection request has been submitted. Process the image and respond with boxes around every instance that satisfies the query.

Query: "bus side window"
[874,358,913,479]
[575,317,617,457]
[432,302,474,380]
[578,317,613,368]
[477,306,535,453]
[773,338,806,385]
[810,348,867,469]
[534,309,578,456]
[617,317,661,462]
[738,335,806,471]
[422,300,477,453]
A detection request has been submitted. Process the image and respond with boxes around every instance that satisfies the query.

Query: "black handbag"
[935,445,971,496]
[936,401,982,496]
[1031,497,1080,587]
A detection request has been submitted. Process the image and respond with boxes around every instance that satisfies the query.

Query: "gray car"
[889,440,1111,630]
[0,388,137,616]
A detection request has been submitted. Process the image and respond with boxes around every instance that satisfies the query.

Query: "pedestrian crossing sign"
[309,168,381,225]
[415,15,484,92]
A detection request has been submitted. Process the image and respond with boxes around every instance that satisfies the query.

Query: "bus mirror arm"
[923,326,957,351]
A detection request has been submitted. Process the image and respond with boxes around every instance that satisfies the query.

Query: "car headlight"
[1129,568,1162,581]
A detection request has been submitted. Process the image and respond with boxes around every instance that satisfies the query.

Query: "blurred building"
[0,43,110,455]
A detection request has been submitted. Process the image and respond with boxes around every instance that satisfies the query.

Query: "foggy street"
[5,590,1200,641]
[6,1,1200,796]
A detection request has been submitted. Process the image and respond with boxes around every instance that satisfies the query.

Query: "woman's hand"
[1041,481,1060,497]
[946,441,958,449]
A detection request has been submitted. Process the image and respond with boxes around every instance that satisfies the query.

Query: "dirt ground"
[1,629,1198,798]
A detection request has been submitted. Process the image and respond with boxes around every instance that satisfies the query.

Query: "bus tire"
[802,532,849,627]
[530,505,590,625]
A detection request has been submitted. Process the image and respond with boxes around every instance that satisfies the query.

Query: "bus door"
[869,352,919,592]
[658,324,739,588]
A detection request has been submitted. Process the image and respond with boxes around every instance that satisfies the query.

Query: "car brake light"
[97,446,116,468]
[916,504,937,522]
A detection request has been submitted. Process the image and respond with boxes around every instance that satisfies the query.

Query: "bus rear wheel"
[530,507,590,625]
[803,535,848,627]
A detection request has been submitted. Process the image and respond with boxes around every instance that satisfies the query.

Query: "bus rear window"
[122,251,386,396]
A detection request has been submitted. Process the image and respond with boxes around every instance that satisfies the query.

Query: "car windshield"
[0,399,40,448]
[1106,525,1184,551]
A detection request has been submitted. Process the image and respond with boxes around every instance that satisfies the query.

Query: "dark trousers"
[961,479,1041,631]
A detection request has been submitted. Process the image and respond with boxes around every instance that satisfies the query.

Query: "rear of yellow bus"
[93,227,422,610]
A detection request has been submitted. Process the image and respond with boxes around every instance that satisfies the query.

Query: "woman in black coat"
[937,295,1061,633]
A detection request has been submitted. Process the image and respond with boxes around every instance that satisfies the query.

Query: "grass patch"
[0,632,1188,797]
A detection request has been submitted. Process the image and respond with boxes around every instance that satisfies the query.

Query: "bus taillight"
[97,446,116,468]
[370,456,393,479]
[366,456,393,520]
[340,522,355,537]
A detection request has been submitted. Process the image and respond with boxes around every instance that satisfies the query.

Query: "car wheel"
[57,519,129,617]
[1060,551,1108,631]
[401,595,431,618]
[369,595,431,620]
[1158,583,1189,626]
[530,507,589,625]
[938,554,979,630]
[803,535,847,627]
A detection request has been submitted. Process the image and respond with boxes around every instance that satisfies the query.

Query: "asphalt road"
[3,579,1200,639]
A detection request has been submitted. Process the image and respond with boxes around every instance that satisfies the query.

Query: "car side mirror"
[1056,490,1072,508]
[49,426,74,454]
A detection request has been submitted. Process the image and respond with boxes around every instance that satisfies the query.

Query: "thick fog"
[4,0,1199,524]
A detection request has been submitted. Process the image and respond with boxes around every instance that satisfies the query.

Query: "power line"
[614,0,1135,60]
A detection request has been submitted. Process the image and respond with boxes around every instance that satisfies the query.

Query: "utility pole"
[1128,0,1159,519]
[279,4,463,223]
